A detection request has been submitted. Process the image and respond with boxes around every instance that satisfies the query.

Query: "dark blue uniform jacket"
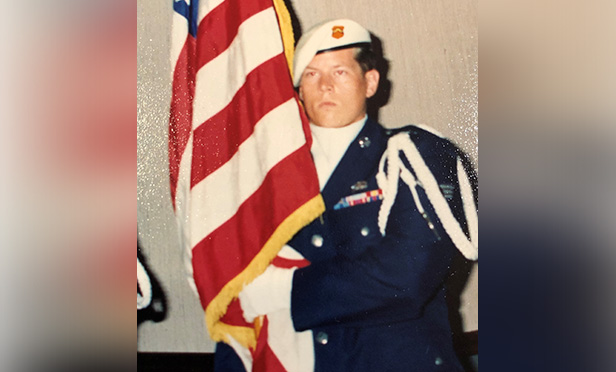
[216,118,468,371]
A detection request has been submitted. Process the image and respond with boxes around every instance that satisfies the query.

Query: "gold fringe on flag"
[206,194,325,349]
[273,0,296,77]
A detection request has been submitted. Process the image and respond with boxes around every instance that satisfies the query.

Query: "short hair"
[353,45,378,73]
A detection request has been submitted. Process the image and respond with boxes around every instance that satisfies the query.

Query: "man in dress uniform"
[216,19,478,372]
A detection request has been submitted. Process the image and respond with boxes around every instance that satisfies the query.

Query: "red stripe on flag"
[196,0,272,69]
[191,146,319,308]
[190,54,295,187]
[220,298,254,329]
[271,256,310,269]
[169,36,197,206]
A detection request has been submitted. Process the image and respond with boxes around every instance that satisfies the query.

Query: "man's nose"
[318,74,334,92]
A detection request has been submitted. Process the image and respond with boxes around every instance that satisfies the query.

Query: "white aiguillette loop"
[376,132,478,261]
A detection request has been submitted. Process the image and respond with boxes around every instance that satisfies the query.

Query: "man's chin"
[310,115,347,128]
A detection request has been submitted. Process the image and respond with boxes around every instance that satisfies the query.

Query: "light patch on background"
[1,0,137,370]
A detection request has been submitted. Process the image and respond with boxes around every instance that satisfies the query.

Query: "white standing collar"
[309,116,367,190]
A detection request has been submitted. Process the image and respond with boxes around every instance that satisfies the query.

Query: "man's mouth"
[319,101,336,108]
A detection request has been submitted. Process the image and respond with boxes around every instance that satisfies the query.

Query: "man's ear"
[365,69,380,98]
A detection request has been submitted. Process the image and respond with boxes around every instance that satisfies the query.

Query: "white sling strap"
[376,132,478,260]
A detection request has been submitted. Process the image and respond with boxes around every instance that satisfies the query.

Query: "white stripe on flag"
[197,0,226,25]
[170,11,189,73]
[190,99,304,244]
[268,310,315,372]
[175,134,198,293]
[192,8,283,128]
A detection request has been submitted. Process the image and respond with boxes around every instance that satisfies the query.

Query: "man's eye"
[304,71,317,77]
[335,70,346,75]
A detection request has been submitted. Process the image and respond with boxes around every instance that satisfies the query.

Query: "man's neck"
[309,115,368,131]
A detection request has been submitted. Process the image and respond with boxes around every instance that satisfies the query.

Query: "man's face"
[299,48,379,128]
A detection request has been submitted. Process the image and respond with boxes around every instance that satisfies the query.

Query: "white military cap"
[293,19,371,87]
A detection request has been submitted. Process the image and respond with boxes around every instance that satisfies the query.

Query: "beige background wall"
[138,0,477,352]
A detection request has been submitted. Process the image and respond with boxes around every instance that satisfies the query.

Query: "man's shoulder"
[383,123,444,140]
[380,123,459,157]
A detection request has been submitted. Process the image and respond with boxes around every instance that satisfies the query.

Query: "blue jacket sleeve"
[291,135,468,331]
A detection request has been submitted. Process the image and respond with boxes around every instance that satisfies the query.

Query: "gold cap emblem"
[332,26,344,39]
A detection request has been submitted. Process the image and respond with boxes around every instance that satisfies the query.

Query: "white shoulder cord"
[138,257,153,310]
[376,133,478,261]
[457,156,479,247]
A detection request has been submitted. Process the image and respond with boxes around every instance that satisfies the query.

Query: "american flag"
[169,0,323,369]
